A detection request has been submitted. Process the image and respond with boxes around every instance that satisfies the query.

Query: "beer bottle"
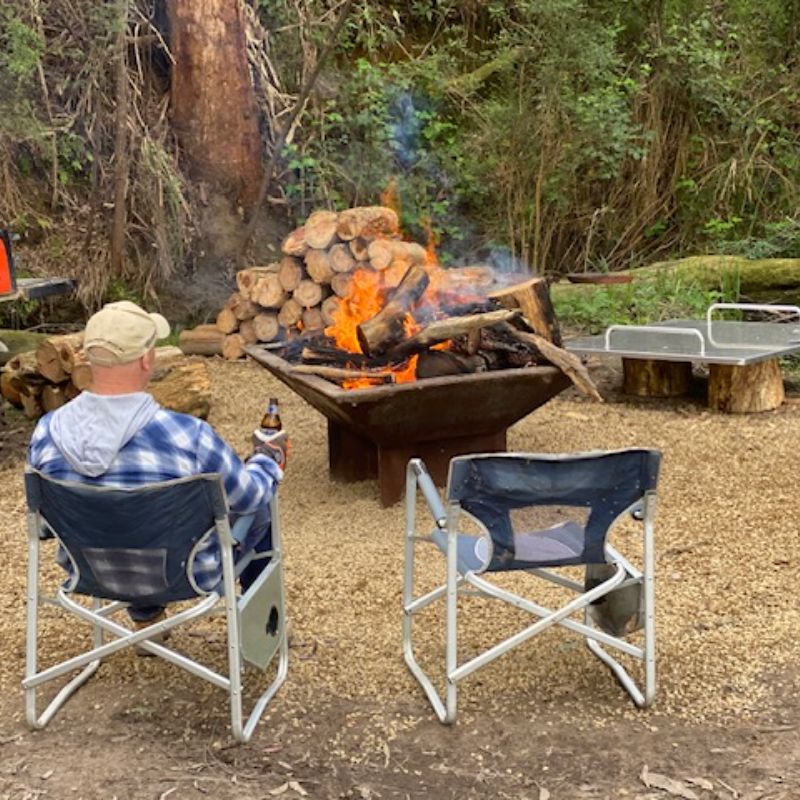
[259,397,282,434]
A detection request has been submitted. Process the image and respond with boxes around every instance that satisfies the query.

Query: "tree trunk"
[149,360,212,419]
[168,0,262,206]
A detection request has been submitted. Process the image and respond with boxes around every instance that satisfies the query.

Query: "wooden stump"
[622,358,692,397]
[708,358,784,413]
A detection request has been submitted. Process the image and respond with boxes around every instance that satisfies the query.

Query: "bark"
[168,0,262,205]
[415,350,486,379]
[149,360,212,419]
[41,383,69,412]
[357,265,430,356]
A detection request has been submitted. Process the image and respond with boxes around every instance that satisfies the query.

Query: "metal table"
[566,303,800,412]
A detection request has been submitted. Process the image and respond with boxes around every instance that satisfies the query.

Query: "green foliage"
[553,271,741,335]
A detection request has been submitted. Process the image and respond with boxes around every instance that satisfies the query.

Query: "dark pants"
[128,504,272,623]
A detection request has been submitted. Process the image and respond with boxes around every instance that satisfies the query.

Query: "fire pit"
[246,344,569,505]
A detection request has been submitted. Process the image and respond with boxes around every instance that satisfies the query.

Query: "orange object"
[0,231,15,296]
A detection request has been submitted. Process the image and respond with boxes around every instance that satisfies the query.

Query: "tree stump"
[708,359,784,413]
[622,358,692,397]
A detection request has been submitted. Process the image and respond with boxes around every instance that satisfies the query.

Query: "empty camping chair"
[23,471,288,742]
[403,448,661,723]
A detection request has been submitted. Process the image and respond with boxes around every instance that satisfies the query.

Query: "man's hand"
[251,429,290,471]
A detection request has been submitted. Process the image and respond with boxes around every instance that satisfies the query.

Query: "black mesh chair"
[403,449,661,723]
[23,470,288,742]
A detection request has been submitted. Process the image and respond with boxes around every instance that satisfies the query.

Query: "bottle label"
[267,403,279,415]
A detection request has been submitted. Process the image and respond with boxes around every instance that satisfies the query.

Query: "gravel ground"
[1,358,798,731]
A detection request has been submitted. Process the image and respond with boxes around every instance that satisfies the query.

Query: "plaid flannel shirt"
[27,407,282,592]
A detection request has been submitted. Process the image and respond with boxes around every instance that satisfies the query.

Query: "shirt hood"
[48,391,160,477]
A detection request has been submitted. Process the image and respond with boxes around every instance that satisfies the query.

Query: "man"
[27,300,287,633]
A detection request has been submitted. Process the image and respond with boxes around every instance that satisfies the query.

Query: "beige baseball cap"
[84,300,170,366]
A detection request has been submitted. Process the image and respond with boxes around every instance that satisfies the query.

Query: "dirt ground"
[1,358,799,800]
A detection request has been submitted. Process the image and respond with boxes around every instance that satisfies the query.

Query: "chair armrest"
[407,459,447,529]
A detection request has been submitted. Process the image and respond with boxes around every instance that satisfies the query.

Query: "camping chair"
[23,470,288,743]
[403,448,661,723]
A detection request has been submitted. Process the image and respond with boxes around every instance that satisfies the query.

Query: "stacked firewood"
[180,206,412,359]
[1,333,212,419]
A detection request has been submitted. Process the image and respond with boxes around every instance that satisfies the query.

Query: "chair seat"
[430,520,586,574]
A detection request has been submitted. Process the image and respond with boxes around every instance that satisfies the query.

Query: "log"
[278,256,305,292]
[281,226,308,257]
[222,333,246,360]
[304,210,339,249]
[179,324,225,357]
[489,277,561,345]
[64,382,80,401]
[500,323,603,402]
[357,265,431,357]
[252,313,280,342]
[708,359,784,413]
[278,298,303,328]
[305,249,334,284]
[388,309,519,361]
[348,237,370,262]
[71,353,93,391]
[0,370,22,408]
[34,333,84,382]
[300,346,380,369]
[301,307,324,332]
[230,292,259,321]
[329,243,356,273]
[415,349,486,379]
[336,206,399,241]
[253,273,288,309]
[239,318,258,344]
[294,280,324,309]
[331,273,354,299]
[290,364,395,385]
[20,392,43,419]
[149,360,212,419]
[321,295,341,326]
[367,240,426,271]
[622,358,692,398]
[236,266,278,298]
[216,306,239,334]
[41,383,70,412]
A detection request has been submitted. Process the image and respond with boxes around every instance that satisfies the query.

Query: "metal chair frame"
[402,453,658,724]
[24,472,288,743]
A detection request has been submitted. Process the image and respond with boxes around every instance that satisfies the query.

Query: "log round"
[278,298,303,328]
[336,206,399,241]
[216,306,239,334]
[281,226,308,257]
[294,280,324,309]
[331,273,354,298]
[708,359,785,413]
[239,318,258,344]
[321,296,341,326]
[253,312,280,342]
[304,210,339,249]
[253,274,288,309]
[305,249,334,284]
[301,307,324,332]
[622,358,692,398]
[237,266,278,298]
[329,243,356,273]
[348,237,370,261]
[367,240,426,271]
[222,333,246,360]
[278,256,305,292]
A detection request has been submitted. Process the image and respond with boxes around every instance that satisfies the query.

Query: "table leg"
[622,358,692,398]
[708,358,784,413]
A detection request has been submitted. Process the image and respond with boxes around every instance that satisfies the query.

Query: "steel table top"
[566,318,800,366]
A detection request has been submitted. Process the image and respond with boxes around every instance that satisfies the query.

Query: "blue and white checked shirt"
[27,406,282,592]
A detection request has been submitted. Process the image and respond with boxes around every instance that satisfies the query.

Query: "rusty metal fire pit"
[247,344,570,505]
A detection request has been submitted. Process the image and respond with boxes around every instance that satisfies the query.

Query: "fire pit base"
[329,420,506,506]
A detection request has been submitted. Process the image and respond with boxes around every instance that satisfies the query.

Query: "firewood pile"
[181,206,415,360]
[180,203,600,399]
[0,333,212,420]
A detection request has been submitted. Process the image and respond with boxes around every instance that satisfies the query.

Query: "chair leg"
[402,485,459,724]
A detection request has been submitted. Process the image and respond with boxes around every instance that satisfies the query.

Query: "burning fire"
[323,199,489,390]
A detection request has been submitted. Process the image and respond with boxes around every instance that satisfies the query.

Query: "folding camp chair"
[403,448,661,723]
[23,470,288,743]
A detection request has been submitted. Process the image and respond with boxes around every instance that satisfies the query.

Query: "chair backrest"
[24,470,228,604]
[446,449,661,565]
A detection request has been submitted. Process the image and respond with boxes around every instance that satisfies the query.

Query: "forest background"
[1,0,799,322]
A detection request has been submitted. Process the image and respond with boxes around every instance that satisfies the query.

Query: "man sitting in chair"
[26,300,288,633]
